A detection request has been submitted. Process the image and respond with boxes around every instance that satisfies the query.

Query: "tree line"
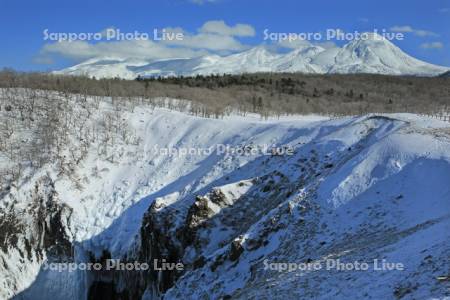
[1,69,449,118]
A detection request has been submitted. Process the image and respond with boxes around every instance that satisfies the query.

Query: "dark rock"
[229,240,244,261]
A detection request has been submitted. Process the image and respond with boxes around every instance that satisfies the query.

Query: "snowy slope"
[162,114,450,300]
[56,34,449,78]
[1,92,450,299]
[56,57,149,79]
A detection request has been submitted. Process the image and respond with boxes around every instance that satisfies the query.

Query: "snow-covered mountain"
[56,34,448,79]
[1,90,450,299]
[329,34,448,75]
[439,70,450,78]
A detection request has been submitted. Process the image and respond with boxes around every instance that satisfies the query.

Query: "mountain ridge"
[55,34,449,79]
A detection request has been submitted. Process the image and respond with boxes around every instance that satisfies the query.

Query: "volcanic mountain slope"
[0,91,450,299]
[56,34,449,79]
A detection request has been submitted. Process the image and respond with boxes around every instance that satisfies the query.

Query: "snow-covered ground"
[1,93,450,299]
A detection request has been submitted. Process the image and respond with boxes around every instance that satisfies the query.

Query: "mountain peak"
[362,32,388,40]
[239,45,276,56]
[328,32,448,75]
[344,32,397,50]
[56,37,448,78]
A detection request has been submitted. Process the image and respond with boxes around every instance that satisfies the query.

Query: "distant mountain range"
[56,34,449,79]
[439,70,450,78]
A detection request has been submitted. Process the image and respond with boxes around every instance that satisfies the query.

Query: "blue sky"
[1,0,449,71]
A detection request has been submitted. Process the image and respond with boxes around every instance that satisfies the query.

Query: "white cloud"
[277,38,311,49]
[189,0,219,4]
[35,21,255,64]
[163,32,249,51]
[439,8,449,13]
[36,39,208,63]
[276,38,337,50]
[420,42,444,49]
[199,20,255,37]
[390,25,439,37]
[316,41,339,49]
[156,26,250,51]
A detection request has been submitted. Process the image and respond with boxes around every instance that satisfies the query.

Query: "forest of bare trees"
[0,68,449,194]
[0,82,140,196]
[1,69,449,118]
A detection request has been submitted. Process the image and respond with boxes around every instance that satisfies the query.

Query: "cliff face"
[83,155,318,299]
[79,116,450,299]
[0,176,73,299]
